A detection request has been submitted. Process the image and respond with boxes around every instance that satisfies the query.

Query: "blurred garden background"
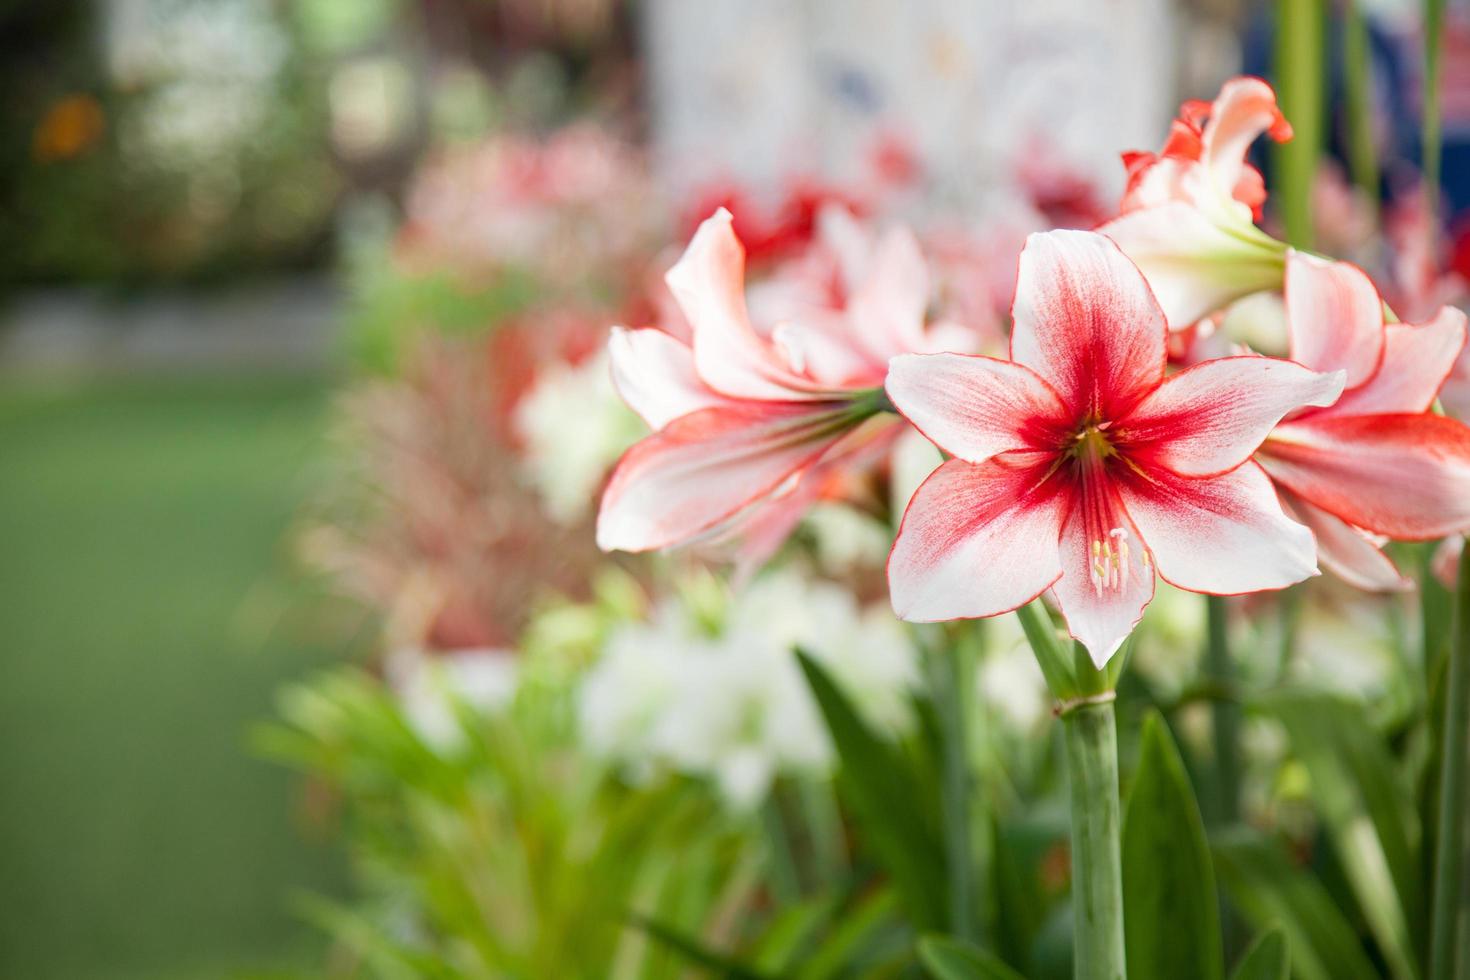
[3,1,1470,978]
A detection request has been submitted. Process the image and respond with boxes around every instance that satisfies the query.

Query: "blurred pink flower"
[399,123,657,292]
[597,207,964,560]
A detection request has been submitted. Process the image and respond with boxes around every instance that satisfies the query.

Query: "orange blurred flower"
[32,94,105,162]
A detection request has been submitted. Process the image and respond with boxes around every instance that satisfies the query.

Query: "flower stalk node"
[1054,689,1118,718]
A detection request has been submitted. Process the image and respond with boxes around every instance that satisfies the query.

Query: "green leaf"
[795,887,901,980]
[632,916,771,980]
[1212,829,1379,980]
[988,814,1058,966]
[1122,711,1223,980]
[917,935,1026,980]
[750,896,838,973]
[1229,927,1290,980]
[1428,542,1470,980]
[796,650,948,930]
[1258,691,1421,977]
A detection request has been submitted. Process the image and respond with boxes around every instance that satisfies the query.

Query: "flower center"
[1068,420,1117,465]
[1061,419,1152,596]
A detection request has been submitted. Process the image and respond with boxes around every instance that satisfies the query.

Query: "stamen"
[1111,527,1130,590]
[1088,528,1135,595]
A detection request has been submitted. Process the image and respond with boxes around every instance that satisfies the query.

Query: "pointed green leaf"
[750,896,837,972]
[796,650,948,930]
[917,935,1026,980]
[1212,828,1378,980]
[1122,711,1223,980]
[1429,541,1470,980]
[795,887,900,980]
[1258,691,1420,977]
[632,915,771,980]
[1229,927,1290,980]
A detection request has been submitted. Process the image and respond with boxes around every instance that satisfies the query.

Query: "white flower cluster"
[577,570,919,809]
[514,348,644,525]
[388,648,519,753]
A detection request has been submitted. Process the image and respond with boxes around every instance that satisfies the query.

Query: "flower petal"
[722,417,903,585]
[1260,413,1470,539]
[887,454,1068,623]
[1284,251,1385,389]
[1317,305,1468,418]
[608,327,729,430]
[847,226,930,360]
[1121,355,1344,477]
[1199,77,1293,209]
[1010,230,1169,418]
[1117,461,1318,595]
[597,401,854,552]
[665,209,828,400]
[885,353,1068,463]
[1278,488,1411,592]
[1100,201,1287,329]
[1049,482,1155,668]
[771,317,880,387]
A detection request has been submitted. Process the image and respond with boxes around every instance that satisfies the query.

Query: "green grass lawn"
[0,373,349,978]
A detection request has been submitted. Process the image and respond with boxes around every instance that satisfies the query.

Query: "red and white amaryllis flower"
[597,208,959,557]
[1101,77,1293,331]
[1257,251,1470,589]
[884,230,1345,666]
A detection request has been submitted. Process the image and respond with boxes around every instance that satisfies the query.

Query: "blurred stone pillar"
[641,0,1178,212]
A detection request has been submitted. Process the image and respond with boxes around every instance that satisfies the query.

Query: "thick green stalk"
[1424,0,1446,222]
[1342,0,1380,208]
[1429,546,1470,979]
[927,636,977,940]
[1274,0,1325,249]
[1062,701,1126,980]
[1205,596,1240,824]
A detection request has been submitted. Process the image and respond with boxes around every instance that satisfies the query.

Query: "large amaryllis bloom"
[597,208,959,556]
[1257,251,1470,589]
[1100,77,1293,330]
[884,230,1345,666]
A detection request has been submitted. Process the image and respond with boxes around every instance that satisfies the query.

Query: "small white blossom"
[577,570,920,809]
[515,349,643,525]
[389,648,518,753]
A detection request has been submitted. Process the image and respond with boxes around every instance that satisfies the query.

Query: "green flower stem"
[1205,595,1240,825]
[1429,545,1470,980]
[1016,600,1077,698]
[1061,699,1126,980]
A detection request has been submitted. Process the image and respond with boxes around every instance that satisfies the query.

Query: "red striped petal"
[884,353,1068,464]
[1116,461,1318,595]
[887,454,1069,623]
[1317,306,1467,418]
[1120,355,1343,477]
[1260,413,1470,539]
[665,209,831,401]
[1010,230,1169,419]
[1285,251,1385,389]
[597,401,856,553]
